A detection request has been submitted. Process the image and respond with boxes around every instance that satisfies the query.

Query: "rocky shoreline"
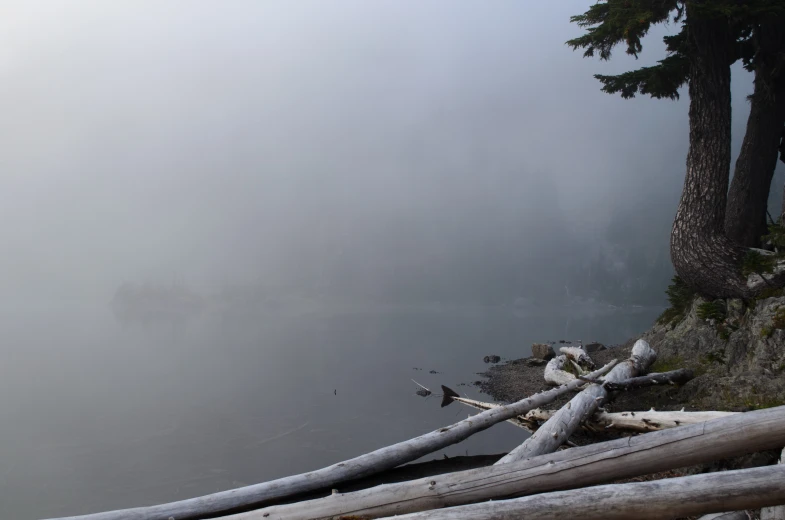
[480,294,785,414]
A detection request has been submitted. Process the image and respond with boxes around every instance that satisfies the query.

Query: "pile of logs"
[49,340,785,520]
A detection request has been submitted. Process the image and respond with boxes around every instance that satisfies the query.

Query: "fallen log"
[497,339,656,464]
[440,387,538,432]
[698,512,751,520]
[762,447,785,520]
[523,408,737,433]
[559,346,595,369]
[376,465,785,520]
[544,347,595,386]
[578,367,694,391]
[543,355,578,386]
[443,389,735,434]
[226,405,785,520]
[46,361,617,520]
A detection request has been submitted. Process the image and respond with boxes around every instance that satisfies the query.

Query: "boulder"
[531,343,555,360]
[584,342,607,353]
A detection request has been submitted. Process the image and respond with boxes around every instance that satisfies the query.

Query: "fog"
[8,2,785,518]
[7,1,781,307]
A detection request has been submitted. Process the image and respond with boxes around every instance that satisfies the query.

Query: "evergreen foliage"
[741,250,776,277]
[763,222,785,251]
[657,275,696,324]
[568,1,785,100]
[697,300,727,321]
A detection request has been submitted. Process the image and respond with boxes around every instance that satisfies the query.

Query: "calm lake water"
[1,301,661,519]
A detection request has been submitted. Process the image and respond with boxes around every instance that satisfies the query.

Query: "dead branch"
[578,368,694,391]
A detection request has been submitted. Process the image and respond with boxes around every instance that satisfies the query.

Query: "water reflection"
[0,301,661,519]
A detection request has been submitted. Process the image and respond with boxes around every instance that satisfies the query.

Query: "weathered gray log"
[376,465,785,520]
[45,361,617,520]
[544,347,596,386]
[578,367,694,390]
[443,389,734,433]
[698,511,750,520]
[543,355,577,386]
[227,405,785,520]
[762,447,785,520]
[558,346,595,369]
[497,339,656,464]
[440,387,538,432]
[523,408,737,433]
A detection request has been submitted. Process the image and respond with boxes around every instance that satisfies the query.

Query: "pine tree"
[569,0,785,298]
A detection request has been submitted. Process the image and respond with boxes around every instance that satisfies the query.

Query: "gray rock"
[584,342,607,353]
[643,294,785,411]
[531,343,555,360]
[525,358,547,367]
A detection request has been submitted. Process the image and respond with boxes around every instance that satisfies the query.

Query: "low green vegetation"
[753,286,785,301]
[773,307,785,330]
[762,222,785,250]
[657,276,696,325]
[650,355,685,374]
[703,350,726,365]
[741,249,776,278]
[696,300,726,321]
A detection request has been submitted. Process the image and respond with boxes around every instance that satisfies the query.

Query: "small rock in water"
[416,388,432,397]
[429,370,442,374]
[483,355,501,364]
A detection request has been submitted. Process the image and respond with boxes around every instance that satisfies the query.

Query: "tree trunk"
[725,22,785,248]
[671,10,751,298]
[378,465,785,520]
[234,406,785,520]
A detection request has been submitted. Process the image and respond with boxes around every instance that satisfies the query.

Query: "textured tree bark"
[670,10,753,298]
[232,406,785,520]
[496,339,656,464]
[377,465,785,520]
[725,22,785,248]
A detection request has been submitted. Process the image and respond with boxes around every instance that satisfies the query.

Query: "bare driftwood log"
[376,465,785,520]
[443,389,734,434]
[497,339,656,464]
[578,367,694,391]
[228,405,785,520]
[543,355,577,386]
[544,347,595,386]
[523,408,737,433]
[762,447,785,520]
[440,387,538,432]
[46,362,617,520]
[698,512,751,520]
[559,346,595,369]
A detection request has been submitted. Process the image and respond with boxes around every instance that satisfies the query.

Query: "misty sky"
[2,1,783,302]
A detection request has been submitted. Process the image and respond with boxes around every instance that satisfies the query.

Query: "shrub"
[657,276,696,325]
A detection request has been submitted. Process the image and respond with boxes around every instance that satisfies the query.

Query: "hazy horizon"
[2,1,783,305]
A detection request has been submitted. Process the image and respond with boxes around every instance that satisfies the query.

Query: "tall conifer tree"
[569,0,785,298]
